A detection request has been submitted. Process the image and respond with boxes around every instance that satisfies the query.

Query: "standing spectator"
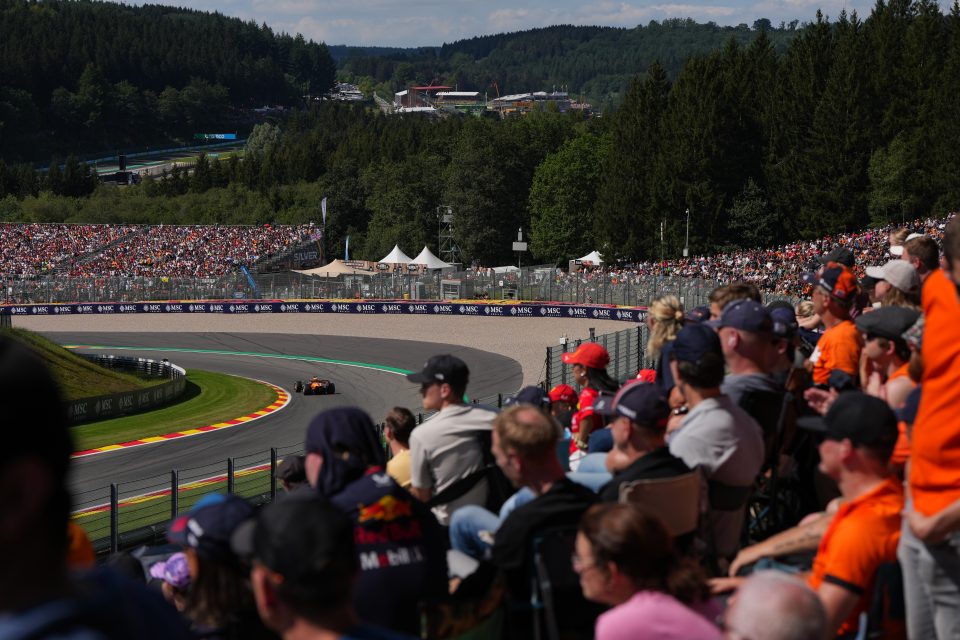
[668,324,765,559]
[383,407,417,489]
[305,407,447,635]
[900,216,960,639]
[563,342,618,453]
[645,294,685,392]
[575,504,721,640]
[406,355,498,525]
[900,235,940,283]
[0,334,192,640]
[802,265,862,387]
[237,492,416,640]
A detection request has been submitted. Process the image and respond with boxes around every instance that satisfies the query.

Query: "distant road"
[94,143,246,178]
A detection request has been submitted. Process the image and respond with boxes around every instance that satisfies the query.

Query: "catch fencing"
[544,325,655,391]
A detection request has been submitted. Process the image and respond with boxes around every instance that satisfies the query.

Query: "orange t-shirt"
[888,364,915,467]
[809,319,862,385]
[911,269,960,516]
[808,477,904,637]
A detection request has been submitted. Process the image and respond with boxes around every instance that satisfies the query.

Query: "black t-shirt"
[331,469,448,635]
[491,477,598,598]
[599,446,692,502]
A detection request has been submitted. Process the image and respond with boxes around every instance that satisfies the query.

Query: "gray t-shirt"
[668,395,764,557]
[720,373,782,407]
[409,403,497,525]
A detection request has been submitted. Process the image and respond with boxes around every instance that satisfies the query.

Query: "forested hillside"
[0,0,336,161]
[337,21,798,107]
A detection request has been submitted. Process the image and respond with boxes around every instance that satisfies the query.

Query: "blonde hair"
[647,294,684,359]
[795,300,815,319]
[882,287,921,311]
[890,228,910,246]
[494,406,561,459]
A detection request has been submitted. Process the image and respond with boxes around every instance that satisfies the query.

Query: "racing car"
[294,376,336,395]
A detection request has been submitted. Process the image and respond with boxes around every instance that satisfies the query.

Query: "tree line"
[1,1,959,269]
[0,0,336,162]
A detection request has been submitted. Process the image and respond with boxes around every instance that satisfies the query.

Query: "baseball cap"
[855,306,921,342]
[548,384,577,405]
[167,493,255,562]
[561,342,610,369]
[635,369,657,383]
[865,260,920,294]
[685,306,711,324]
[231,492,355,607]
[801,265,858,302]
[890,233,925,256]
[149,552,191,589]
[817,247,856,268]
[276,454,306,485]
[504,386,551,409]
[797,392,898,451]
[594,381,669,428]
[671,324,722,364]
[765,302,798,339]
[405,354,469,388]
[706,299,773,332]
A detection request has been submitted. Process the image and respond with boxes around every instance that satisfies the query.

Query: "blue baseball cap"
[685,306,711,324]
[168,493,255,562]
[769,306,798,338]
[671,324,722,364]
[594,382,669,428]
[706,299,773,332]
[504,386,551,410]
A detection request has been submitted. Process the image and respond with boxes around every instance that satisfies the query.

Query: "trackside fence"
[544,325,655,391]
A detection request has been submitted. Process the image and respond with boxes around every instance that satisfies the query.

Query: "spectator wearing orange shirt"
[900,216,960,640]
[802,265,862,388]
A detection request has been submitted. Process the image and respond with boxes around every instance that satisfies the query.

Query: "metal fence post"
[614,333,621,381]
[110,483,119,554]
[545,348,552,388]
[171,470,179,518]
[227,458,235,494]
[589,327,596,341]
[270,448,278,500]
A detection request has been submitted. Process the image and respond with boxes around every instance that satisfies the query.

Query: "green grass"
[1,328,163,400]
[71,369,278,450]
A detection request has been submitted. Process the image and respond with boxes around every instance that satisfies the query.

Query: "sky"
[134,0,876,48]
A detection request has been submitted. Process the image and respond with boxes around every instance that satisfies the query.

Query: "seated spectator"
[593,382,690,503]
[149,552,191,614]
[406,355,498,524]
[503,385,551,411]
[575,503,721,640]
[276,454,307,493]
[383,407,417,489]
[236,492,417,640]
[900,234,939,283]
[722,571,827,640]
[707,298,781,405]
[645,294,684,392]
[563,342,618,455]
[864,260,921,309]
[716,393,903,638]
[490,406,599,600]
[855,306,920,413]
[548,383,578,429]
[304,406,447,635]
[708,282,761,320]
[667,324,765,559]
[801,265,862,388]
[167,493,276,639]
[0,334,192,640]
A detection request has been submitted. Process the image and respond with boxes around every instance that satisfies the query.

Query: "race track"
[44,332,522,502]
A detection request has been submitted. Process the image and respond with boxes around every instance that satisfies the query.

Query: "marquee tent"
[409,246,451,269]
[379,245,413,264]
[576,250,604,264]
[293,259,374,277]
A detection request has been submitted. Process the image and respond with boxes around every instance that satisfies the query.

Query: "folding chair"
[857,561,906,640]
[618,469,702,538]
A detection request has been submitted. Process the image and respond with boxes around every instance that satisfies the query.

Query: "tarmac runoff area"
[16,313,630,387]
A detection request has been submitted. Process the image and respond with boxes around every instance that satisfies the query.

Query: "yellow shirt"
[387,449,412,489]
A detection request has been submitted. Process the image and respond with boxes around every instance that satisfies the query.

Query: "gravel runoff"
[15,314,632,387]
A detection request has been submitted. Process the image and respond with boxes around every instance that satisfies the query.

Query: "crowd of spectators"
[0,223,315,280]
[5,215,960,639]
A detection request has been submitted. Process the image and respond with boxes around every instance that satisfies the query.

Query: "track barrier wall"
[68,355,187,424]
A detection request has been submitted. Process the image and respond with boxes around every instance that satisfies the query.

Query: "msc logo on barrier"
[229,304,250,313]
[188,304,205,312]
[485,306,504,315]
[304,303,325,312]
[209,304,224,312]
[76,305,94,314]
[254,304,273,313]
[512,306,534,316]
[97,305,116,313]
[118,395,134,411]
[95,398,113,414]
[432,305,453,314]
[280,303,302,312]
[70,402,88,420]
[142,304,162,313]
[592,308,612,319]
[540,307,563,317]
[407,304,429,314]
[381,304,402,313]
[119,304,137,313]
[459,305,480,315]
[357,304,376,313]
[10,306,28,314]
[139,391,152,405]
[330,303,351,313]
[165,304,184,313]
[32,306,50,315]
[54,306,72,314]
[567,307,588,318]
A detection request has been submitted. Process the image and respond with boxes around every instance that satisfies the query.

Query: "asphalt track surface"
[43,332,522,502]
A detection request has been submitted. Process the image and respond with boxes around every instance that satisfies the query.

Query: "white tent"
[293,259,373,277]
[379,245,413,264]
[409,246,451,269]
[493,265,520,274]
[577,250,604,265]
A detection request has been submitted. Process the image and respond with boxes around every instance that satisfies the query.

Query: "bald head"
[724,572,826,640]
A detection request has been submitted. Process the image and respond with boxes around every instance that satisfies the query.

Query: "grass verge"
[71,369,278,451]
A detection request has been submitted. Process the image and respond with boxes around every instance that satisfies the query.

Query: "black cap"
[594,382,669,428]
[817,247,856,268]
[405,354,469,388]
[798,392,898,451]
[231,492,355,606]
[671,324,722,364]
[706,299,773,332]
[504,386,551,410]
[855,306,921,342]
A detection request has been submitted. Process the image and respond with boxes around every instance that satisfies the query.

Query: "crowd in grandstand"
[4,215,960,639]
[0,223,315,279]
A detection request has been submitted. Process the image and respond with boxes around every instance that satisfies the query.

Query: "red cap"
[548,384,577,405]
[561,342,610,369]
[635,369,657,384]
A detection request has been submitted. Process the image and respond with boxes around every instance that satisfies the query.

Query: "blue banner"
[0,301,646,322]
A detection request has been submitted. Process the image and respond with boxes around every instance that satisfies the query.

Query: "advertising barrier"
[67,355,187,425]
[1,300,648,322]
